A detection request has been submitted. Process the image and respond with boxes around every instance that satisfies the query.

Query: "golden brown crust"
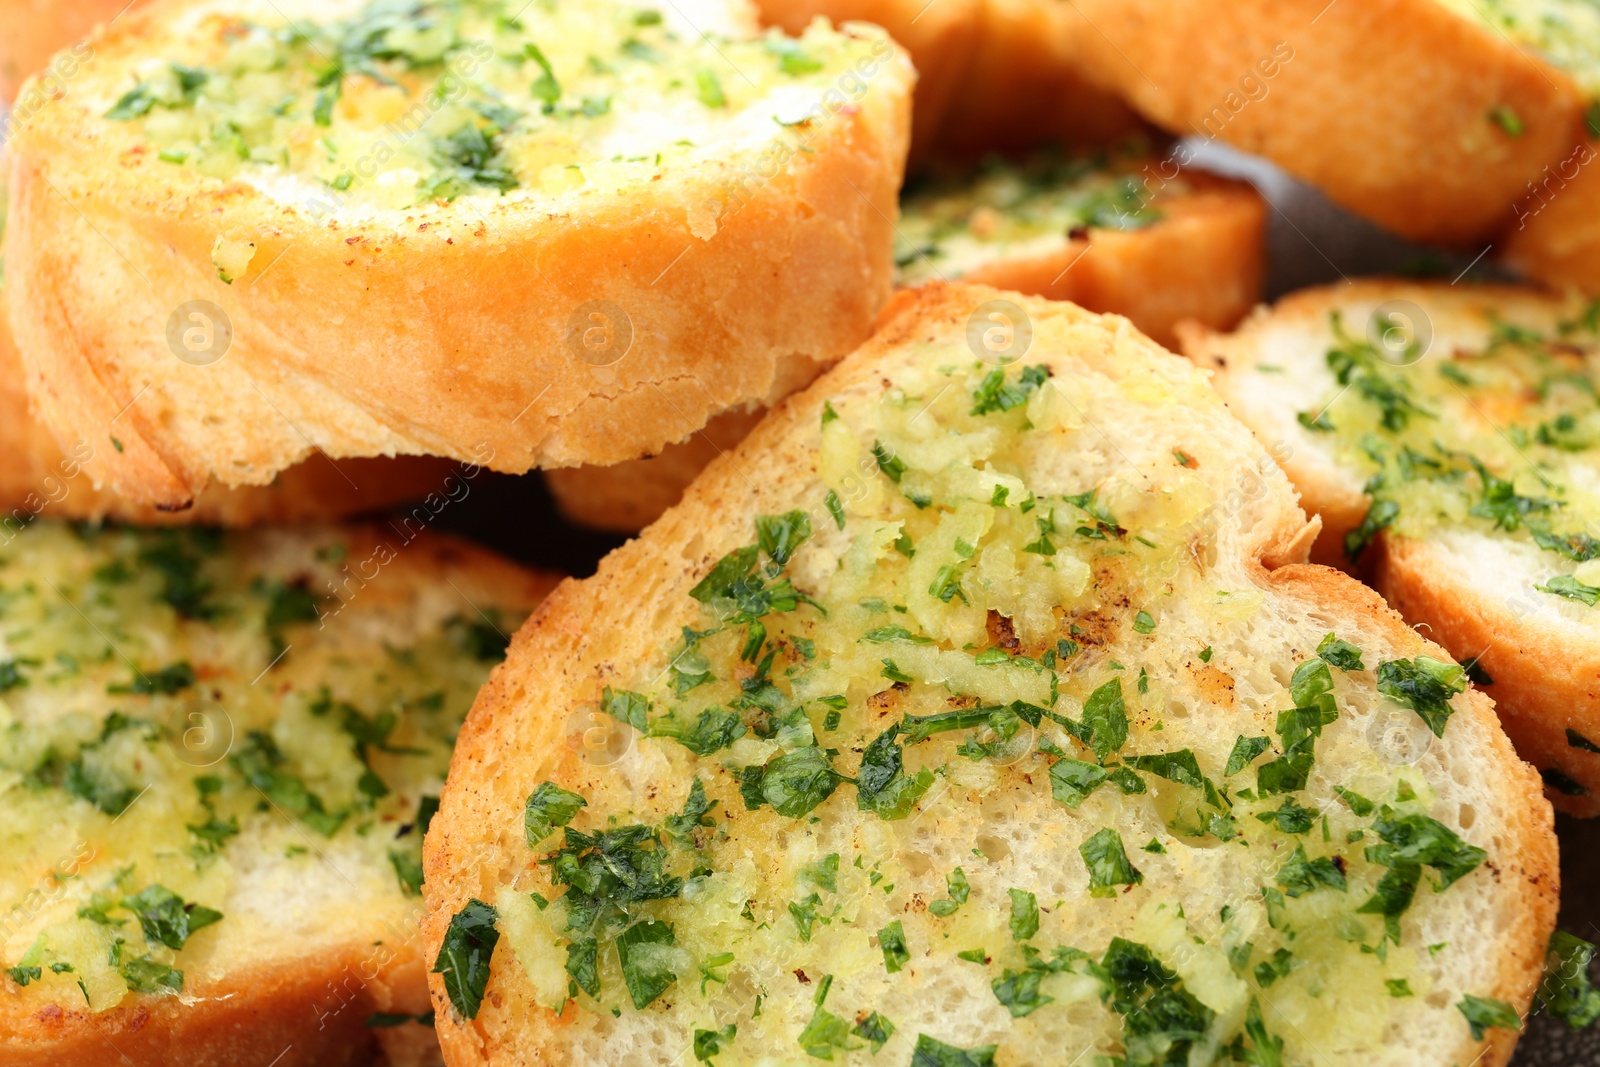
[0,293,461,525]
[755,0,1146,166]
[5,1,913,509]
[0,0,133,101]
[547,171,1267,533]
[542,407,767,534]
[0,525,557,1067]
[1376,536,1600,817]
[915,0,1147,162]
[0,936,420,1067]
[1069,0,1591,246]
[1502,139,1600,294]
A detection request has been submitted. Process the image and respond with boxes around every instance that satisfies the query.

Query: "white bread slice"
[1068,0,1595,249]
[545,148,1267,533]
[424,284,1556,1067]
[0,520,556,1066]
[755,0,1144,163]
[4,0,912,510]
[1185,279,1600,815]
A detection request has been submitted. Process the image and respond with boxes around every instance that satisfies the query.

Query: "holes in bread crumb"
[899,850,933,878]
[975,834,1011,862]
[1458,803,1476,830]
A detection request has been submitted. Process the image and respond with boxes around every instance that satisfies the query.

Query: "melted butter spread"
[895,145,1177,286]
[482,339,1499,1065]
[0,523,528,1011]
[99,0,892,210]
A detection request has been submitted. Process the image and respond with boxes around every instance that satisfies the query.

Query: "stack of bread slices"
[0,1,1596,1066]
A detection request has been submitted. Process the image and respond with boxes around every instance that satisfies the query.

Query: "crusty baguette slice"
[1068,0,1595,248]
[755,0,1144,164]
[545,149,1266,532]
[1185,279,1600,815]
[0,293,461,526]
[0,520,555,1067]
[425,283,1555,1067]
[5,0,912,510]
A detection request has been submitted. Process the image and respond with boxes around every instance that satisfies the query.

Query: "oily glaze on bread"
[545,151,1266,532]
[4,0,912,510]
[1187,280,1600,814]
[425,284,1555,1067]
[0,521,555,1067]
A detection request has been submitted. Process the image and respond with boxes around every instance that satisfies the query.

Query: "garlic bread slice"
[0,521,555,1066]
[1188,280,1600,815]
[426,284,1555,1067]
[1069,0,1595,250]
[5,0,912,510]
[755,0,1144,163]
[545,147,1266,533]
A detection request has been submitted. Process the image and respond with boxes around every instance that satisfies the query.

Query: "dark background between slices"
[430,142,1600,1064]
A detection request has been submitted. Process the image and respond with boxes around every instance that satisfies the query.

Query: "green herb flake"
[1538,931,1600,1029]
[524,782,587,846]
[1377,657,1467,737]
[1225,735,1271,777]
[910,1034,997,1067]
[1317,633,1365,671]
[1568,729,1600,754]
[1457,993,1522,1040]
[1080,828,1142,897]
[880,920,911,973]
[617,919,678,1009]
[1008,888,1039,941]
[432,899,499,1020]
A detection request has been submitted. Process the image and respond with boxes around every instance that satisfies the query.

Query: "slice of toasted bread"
[0,520,555,1066]
[545,148,1267,532]
[756,0,1144,164]
[0,295,461,526]
[425,284,1555,1067]
[893,148,1266,349]
[1068,0,1594,248]
[4,0,912,510]
[1185,279,1600,814]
